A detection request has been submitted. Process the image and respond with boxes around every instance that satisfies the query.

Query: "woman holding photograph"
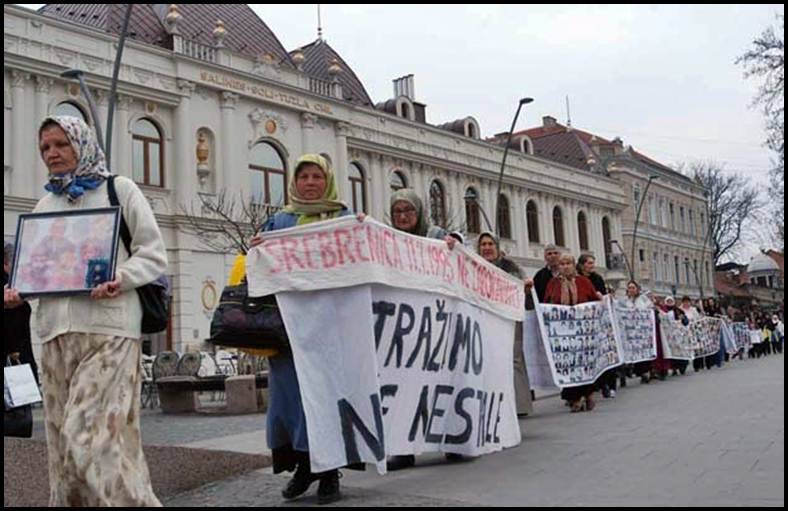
[4,116,166,506]
[544,254,601,412]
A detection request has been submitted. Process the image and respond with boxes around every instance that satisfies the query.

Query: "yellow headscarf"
[283,154,347,225]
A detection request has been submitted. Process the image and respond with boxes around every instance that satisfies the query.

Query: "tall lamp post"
[495,97,533,238]
[630,174,659,280]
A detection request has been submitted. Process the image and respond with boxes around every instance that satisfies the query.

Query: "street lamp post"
[630,174,659,281]
[494,97,533,239]
[464,189,494,233]
[609,239,633,280]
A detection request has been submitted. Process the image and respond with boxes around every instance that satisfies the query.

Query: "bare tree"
[737,14,784,249]
[689,162,765,266]
[179,190,273,255]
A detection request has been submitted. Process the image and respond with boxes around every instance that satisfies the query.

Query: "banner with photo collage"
[730,322,752,352]
[689,317,724,358]
[532,292,623,389]
[658,312,696,361]
[611,299,658,364]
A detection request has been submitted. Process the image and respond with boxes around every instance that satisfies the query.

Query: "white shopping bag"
[4,363,42,409]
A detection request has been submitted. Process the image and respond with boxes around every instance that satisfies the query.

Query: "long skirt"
[42,334,161,507]
[561,384,595,402]
[267,355,310,473]
[513,322,534,415]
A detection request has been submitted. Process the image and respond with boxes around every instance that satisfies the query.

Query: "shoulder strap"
[107,176,133,256]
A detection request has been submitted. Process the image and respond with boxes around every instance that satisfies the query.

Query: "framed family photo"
[9,207,121,298]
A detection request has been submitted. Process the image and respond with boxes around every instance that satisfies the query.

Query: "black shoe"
[445,453,465,462]
[282,469,318,500]
[387,455,415,471]
[317,470,342,505]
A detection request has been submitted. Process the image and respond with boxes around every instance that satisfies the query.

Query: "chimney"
[612,136,624,155]
[393,74,415,101]
[542,115,557,128]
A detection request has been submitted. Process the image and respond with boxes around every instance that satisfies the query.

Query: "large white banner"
[690,317,723,359]
[612,299,657,364]
[523,311,559,390]
[247,219,525,475]
[247,217,524,321]
[720,321,738,355]
[277,286,520,475]
[658,312,695,361]
[659,314,724,360]
[533,294,623,388]
[730,322,752,351]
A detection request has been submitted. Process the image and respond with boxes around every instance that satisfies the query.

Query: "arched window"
[465,187,481,234]
[578,211,589,251]
[390,170,407,192]
[429,180,447,228]
[521,139,530,154]
[553,206,565,247]
[132,118,164,187]
[349,162,367,213]
[53,101,88,124]
[527,201,540,243]
[497,194,512,239]
[249,141,287,206]
[400,102,411,120]
[467,123,476,139]
[674,256,681,284]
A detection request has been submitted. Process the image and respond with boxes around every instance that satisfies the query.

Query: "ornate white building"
[4,4,630,352]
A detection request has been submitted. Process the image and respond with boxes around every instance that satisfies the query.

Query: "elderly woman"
[622,281,659,384]
[248,154,357,505]
[4,116,167,506]
[544,254,600,412]
[389,188,448,240]
[478,232,534,417]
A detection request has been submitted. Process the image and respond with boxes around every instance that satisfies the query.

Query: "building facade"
[4,4,629,353]
[509,116,715,299]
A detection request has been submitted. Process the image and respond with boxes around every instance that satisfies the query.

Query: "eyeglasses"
[392,207,417,217]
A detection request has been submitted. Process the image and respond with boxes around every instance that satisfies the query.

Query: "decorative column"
[513,187,526,255]
[175,80,196,207]
[11,70,31,198]
[300,112,317,155]
[34,75,54,199]
[334,121,350,201]
[114,94,132,179]
[220,91,238,193]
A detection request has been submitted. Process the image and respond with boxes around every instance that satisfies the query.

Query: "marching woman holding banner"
[4,116,166,506]
[248,154,360,504]
[478,232,534,417]
[385,189,460,471]
[577,254,619,398]
[544,254,601,412]
[625,281,659,384]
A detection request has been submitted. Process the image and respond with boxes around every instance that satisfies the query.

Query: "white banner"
[690,317,723,359]
[247,217,525,321]
[720,321,738,354]
[730,322,752,351]
[659,313,696,361]
[612,299,657,364]
[277,286,521,475]
[523,311,559,390]
[533,293,623,389]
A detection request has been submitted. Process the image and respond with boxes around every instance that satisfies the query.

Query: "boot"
[282,454,319,500]
[317,470,342,505]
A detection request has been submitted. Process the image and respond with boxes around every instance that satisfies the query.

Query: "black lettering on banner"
[449,315,472,373]
[386,303,415,368]
[408,385,430,442]
[485,390,496,444]
[472,320,483,375]
[338,394,385,464]
[406,306,432,369]
[372,301,396,351]
[493,392,503,444]
[445,387,474,445]
[380,384,398,416]
[428,307,449,372]
[425,385,454,444]
[476,390,488,448]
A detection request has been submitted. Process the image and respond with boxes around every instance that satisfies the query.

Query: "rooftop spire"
[317,4,323,40]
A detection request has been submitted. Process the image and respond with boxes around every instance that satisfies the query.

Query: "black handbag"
[208,283,290,351]
[107,176,170,334]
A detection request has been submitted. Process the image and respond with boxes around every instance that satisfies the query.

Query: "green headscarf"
[283,154,347,225]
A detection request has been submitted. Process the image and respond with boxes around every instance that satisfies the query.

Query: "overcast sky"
[15,4,784,259]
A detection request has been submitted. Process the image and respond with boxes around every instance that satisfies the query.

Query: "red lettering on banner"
[281,237,305,272]
[334,228,358,266]
[352,224,371,263]
[261,239,284,274]
[318,231,338,268]
[301,233,319,270]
